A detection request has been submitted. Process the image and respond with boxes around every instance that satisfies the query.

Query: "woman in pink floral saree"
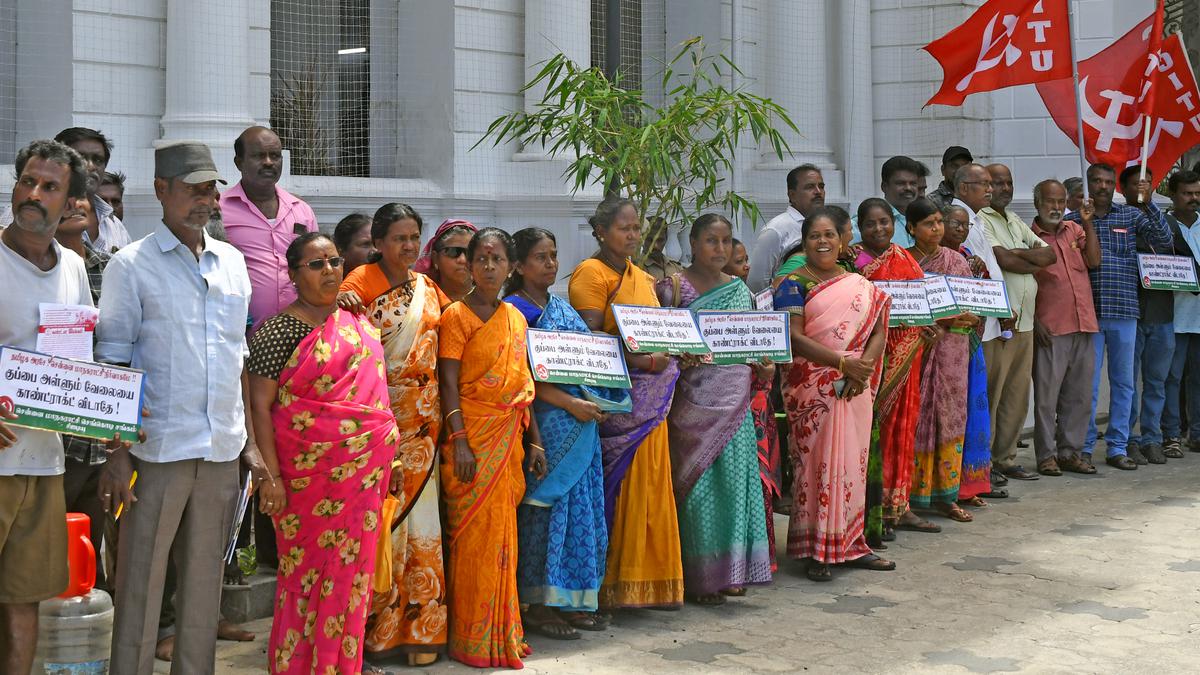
[249,233,399,674]
[772,209,893,583]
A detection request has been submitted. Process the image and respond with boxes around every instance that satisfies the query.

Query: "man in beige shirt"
[981,164,1056,480]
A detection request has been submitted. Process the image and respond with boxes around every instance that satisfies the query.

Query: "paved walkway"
[201,451,1200,674]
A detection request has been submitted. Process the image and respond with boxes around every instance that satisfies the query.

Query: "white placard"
[696,311,792,364]
[611,305,710,354]
[922,275,960,319]
[753,287,774,311]
[525,329,631,389]
[1137,254,1200,291]
[37,303,98,361]
[943,275,1012,318]
[873,280,934,327]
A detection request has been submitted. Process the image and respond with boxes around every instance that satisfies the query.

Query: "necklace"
[913,242,939,266]
[518,289,546,310]
[802,262,845,283]
[596,249,627,274]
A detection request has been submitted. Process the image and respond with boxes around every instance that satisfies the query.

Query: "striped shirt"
[1066,201,1171,321]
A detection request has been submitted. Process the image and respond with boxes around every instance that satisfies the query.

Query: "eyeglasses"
[296,257,344,271]
[960,181,989,187]
[436,246,468,259]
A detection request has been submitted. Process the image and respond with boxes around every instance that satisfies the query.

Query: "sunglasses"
[436,246,468,259]
[296,257,344,271]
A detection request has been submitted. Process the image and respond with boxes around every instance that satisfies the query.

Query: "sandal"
[406,653,438,667]
[1059,455,1098,475]
[690,593,727,606]
[843,553,896,571]
[935,502,974,522]
[896,510,943,533]
[522,605,580,640]
[364,664,397,675]
[881,523,897,541]
[959,496,987,508]
[806,562,833,582]
[980,488,1009,498]
[721,587,747,597]
[562,611,608,631]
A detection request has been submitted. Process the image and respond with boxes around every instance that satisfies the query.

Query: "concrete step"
[220,573,276,624]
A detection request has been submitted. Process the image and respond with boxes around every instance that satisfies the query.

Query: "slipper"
[959,496,987,508]
[363,665,396,675]
[936,503,974,522]
[406,653,439,667]
[843,553,896,571]
[562,611,608,631]
[980,488,1009,498]
[896,514,943,533]
[881,524,897,542]
[721,587,747,597]
[523,616,580,640]
[806,563,833,582]
[690,593,727,606]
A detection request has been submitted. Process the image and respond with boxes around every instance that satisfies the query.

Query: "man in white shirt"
[97,141,268,674]
[0,139,97,675]
[747,163,825,292]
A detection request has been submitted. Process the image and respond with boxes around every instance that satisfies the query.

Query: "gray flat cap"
[155,140,226,185]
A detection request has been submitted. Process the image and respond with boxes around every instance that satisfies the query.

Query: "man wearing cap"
[929,146,973,209]
[221,126,318,334]
[97,141,269,674]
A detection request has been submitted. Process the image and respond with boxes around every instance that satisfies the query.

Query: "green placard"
[1138,254,1200,291]
[525,329,631,389]
[873,280,934,327]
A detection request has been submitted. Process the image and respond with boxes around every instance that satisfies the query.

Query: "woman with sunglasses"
[414,218,478,304]
[337,203,449,667]
[247,232,399,674]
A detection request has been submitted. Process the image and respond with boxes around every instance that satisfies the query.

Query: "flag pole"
[1138,114,1151,200]
[1067,0,1090,198]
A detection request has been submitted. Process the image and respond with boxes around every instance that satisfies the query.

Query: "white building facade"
[0,0,1194,272]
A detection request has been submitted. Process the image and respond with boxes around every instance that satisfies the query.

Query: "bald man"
[219,126,318,334]
[980,164,1055,479]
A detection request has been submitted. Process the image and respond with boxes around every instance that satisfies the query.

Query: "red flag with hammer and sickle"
[1037,5,1196,184]
[924,0,1072,107]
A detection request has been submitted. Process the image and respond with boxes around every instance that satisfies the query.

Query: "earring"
[599,237,605,242]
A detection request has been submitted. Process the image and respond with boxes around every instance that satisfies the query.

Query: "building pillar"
[761,0,834,169]
[514,0,591,161]
[160,0,256,149]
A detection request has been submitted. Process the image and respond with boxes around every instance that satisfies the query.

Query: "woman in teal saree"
[655,214,772,604]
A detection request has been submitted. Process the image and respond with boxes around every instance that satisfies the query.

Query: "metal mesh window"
[270,0,378,177]
[590,0,643,90]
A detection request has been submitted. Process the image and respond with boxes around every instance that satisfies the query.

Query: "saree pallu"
[959,337,993,499]
[361,272,448,656]
[859,245,927,539]
[779,273,888,564]
[515,295,615,611]
[269,310,399,675]
[751,383,780,572]
[659,276,771,595]
[440,302,535,669]
[911,247,973,507]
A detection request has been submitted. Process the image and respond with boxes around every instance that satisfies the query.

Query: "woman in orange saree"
[337,204,448,667]
[568,198,684,610]
[248,233,399,674]
[439,228,546,669]
[773,208,894,583]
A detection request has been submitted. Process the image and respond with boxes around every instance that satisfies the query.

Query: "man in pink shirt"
[220,126,318,332]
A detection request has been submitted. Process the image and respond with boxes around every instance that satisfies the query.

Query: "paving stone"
[652,640,745,663]
[1051,522,1120,538]
[943,555,1020,572]
[923,647,1022,673]
[813,593,898,615]
[1057,600,1149,622]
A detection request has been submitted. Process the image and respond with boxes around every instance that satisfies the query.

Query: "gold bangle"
[529,443,545,452]
[446,408,462,419]
[838,356,845,373]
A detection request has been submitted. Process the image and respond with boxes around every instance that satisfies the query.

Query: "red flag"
[924,0,1073,107]
[1142,35,1200,182]
[1036,6,1166,174]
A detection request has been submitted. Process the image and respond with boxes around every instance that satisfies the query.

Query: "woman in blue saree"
[504,228,628,639]
[654,214,772,604]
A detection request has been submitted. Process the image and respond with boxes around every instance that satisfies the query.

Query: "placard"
[943,275,1012,318]
[696,311,792,365]
[526,329,631,389]
[873,280,934,327]
[753,287,774,311]
[37,303,98,361]
[1137,254,1200,291]
[611,305,710,355]
[922,275,961,320]
[0,346,143,440]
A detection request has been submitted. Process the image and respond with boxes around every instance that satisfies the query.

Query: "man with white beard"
[1029,180,1101,475]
